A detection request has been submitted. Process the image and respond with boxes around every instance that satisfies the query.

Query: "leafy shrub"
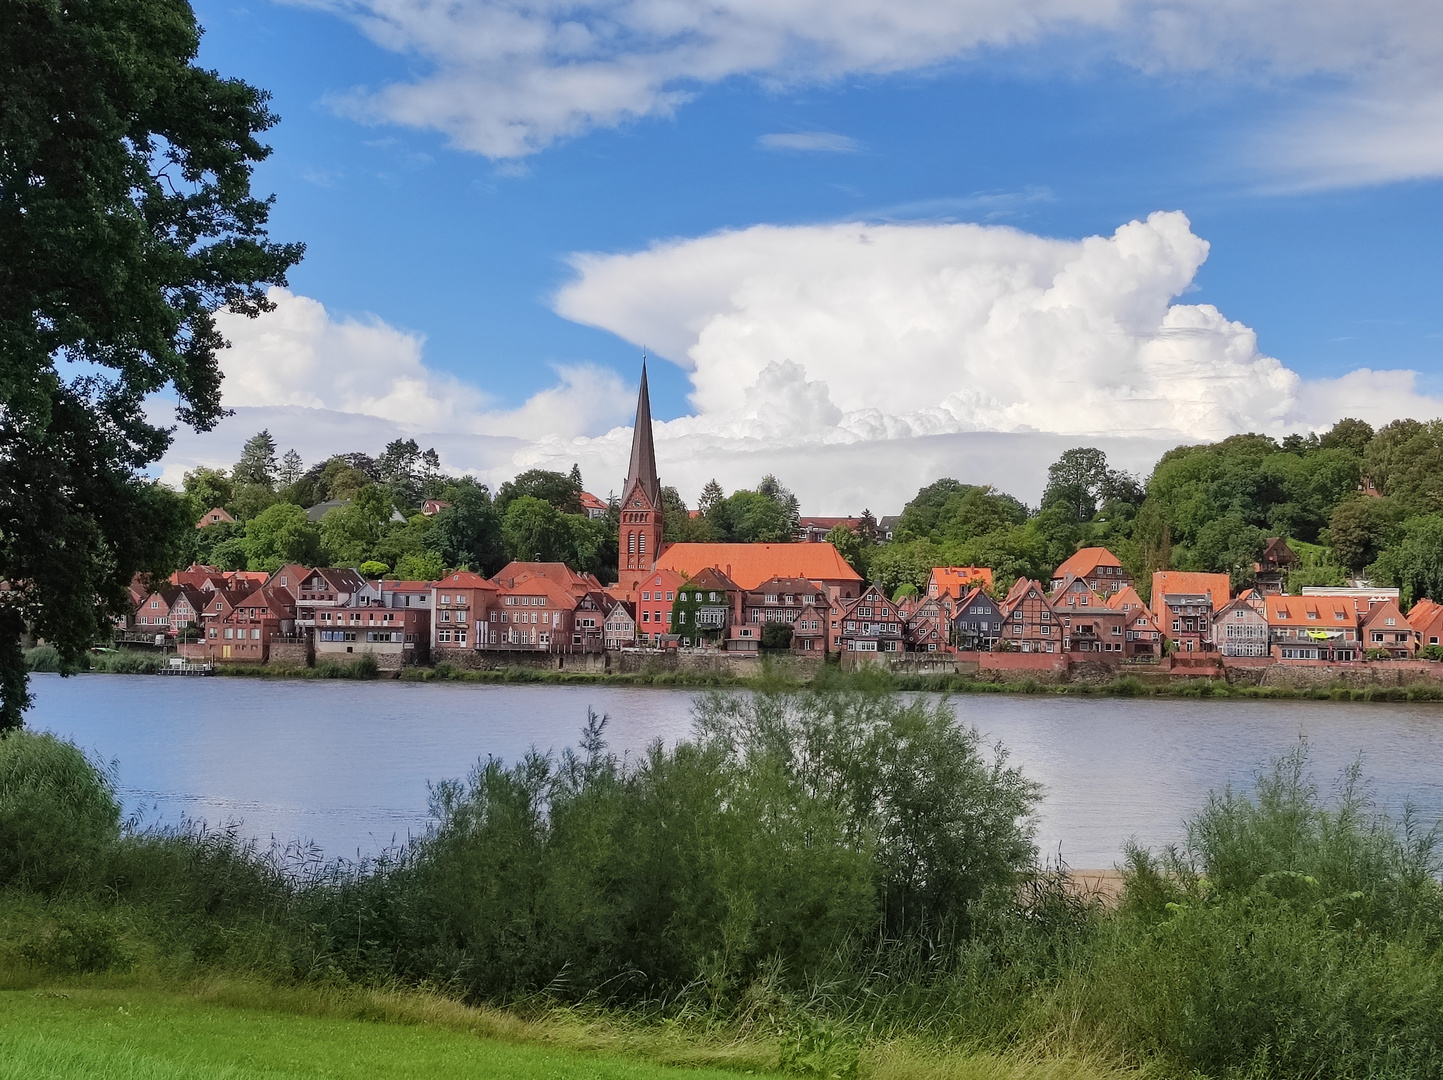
[19,911,132,973]
[0,732,121,893]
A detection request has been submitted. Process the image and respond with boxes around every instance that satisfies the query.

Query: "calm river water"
[25,673,1443,867]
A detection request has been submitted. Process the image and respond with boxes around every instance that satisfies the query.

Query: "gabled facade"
[1214,596,1270,657]
[1253,537,1299,595]
[1051,548,1130,597]
[1361,599,1416,659]
[207,587,295,662]
[1000,579,1059,653]
[1106,586,1163,658]
[952,586,1004,651]
[1055,586,1127,655]
[492,562,603,598]
[673,567,740,648]
[195,507,236,529]
[903,595,949,652]
[602,596,636,649]
[651,542,862,602]
[570,591,610,651]
[619,363,664,577]
[838,584,905,653]
[738,576,830,653]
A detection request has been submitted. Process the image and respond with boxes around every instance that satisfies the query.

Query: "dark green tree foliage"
[496,469,583,515]
[1364,419,1443,513]
[660,485,712,543]
[233,430,278,487]
[242,502,321,572]
[319,485,393,568]
[180,467,235,523]
[1369,515,1443,605]
[428,479,504,575]
[0,0,301,727]
[1144,433,1362,569]
[1327,496,1403,572]
[1041,447,1113,523]
[760,622,793,650]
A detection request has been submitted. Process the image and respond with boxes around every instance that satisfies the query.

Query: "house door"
[222,645,231,658]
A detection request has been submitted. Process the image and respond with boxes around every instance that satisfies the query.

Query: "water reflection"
[27,674,1443,867]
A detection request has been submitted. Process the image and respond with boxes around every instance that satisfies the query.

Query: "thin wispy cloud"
[294,0,1443,187]
[758,132,862,153]
[864,187,1056,223]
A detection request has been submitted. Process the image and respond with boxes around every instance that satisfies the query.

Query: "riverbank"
[35,647,1443,701]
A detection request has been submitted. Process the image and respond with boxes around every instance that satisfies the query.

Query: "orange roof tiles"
[1151,571,1232,612]
[653,543,861,591]
[928,566,993,598]
[1053,547,1123,580]
[1263,594,1357,628]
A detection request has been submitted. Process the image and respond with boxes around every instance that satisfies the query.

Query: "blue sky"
[166,0,1443,508]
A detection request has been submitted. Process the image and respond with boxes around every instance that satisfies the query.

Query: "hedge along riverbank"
[3,685,1443,1080]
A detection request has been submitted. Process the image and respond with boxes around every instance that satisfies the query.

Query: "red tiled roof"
[491,561,601,595]
[579,492,608,511]
[929,566,993,598]
[653,543,861,591]
[1053,547,1123,580]
[1152,572,1232,612]
[436,571,497,590]
[1263,594,1357,628]
[1407,598,1443,632]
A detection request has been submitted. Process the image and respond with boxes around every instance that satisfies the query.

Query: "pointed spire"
[624,359,661,506]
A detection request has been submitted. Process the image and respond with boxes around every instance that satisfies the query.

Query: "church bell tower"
[619,361,664,577]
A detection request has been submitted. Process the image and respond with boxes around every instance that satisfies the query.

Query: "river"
[24,673,1443,868]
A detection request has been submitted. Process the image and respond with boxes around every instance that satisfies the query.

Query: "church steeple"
[619,360,664,576]
[623,360,662,508]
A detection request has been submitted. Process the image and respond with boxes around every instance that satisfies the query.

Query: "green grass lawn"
[0,983,1119,1080]
[0,987,782,1080]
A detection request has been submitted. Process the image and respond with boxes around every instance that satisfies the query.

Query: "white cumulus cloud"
[556,210,1440,445]
[297,0,1443,185]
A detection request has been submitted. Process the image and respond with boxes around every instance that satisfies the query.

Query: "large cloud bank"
[556,211,1439,444]
[160,213,1441,511]
[304,0,1443,185]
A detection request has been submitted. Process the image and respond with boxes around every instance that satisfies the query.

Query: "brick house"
[492,562,604,599]
[1406,598,1443,651]
[578,492,610,520]
[1000,579,1060,653]
[1263,594,1360,661]
[1213,596,1271,657]
[628,568,686,643]
[1151,572,1231,652]
[1106,586,1164,659]
[293,568,379,633]
[1361,599,1416,658]
[1055,586,1127,655]
[420,499,452,516]
[927,566,993,601]
[838,584,905,654]
[672,567,741,648]
[1051,548,1131,598]
[738,576,831,653]
[195,507,236,529]
[206,586,295,662]
[317,605,431,665]
[426,571,499,653]
[952,586,1004,650]
[488,576,591,652]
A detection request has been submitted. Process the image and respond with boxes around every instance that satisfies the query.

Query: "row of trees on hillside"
[860,418,1443,607]
[180,434,809,583]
